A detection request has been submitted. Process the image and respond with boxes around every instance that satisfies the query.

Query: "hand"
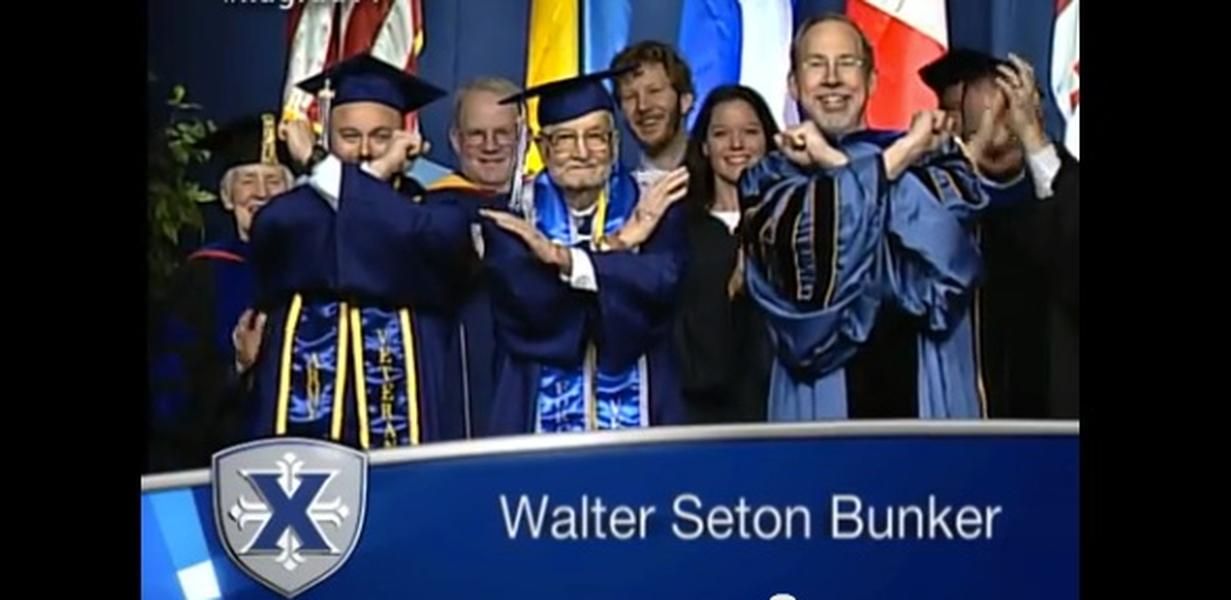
[279,119,317,167]
[906,109,955,155]
[883,110,954,180]
[959,91,1007,173]
[995,54,1049,152]
[481,209,571,270]
[233,309,267,374]
[611,167,689,249]
[774,121,849,169]
[367,130,432,181]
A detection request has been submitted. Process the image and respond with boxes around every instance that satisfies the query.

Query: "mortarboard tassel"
[260,114,278,166]
[508,104,532,221]
[317,78,335,152]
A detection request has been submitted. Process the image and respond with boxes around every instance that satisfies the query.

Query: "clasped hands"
[775,113,956,181]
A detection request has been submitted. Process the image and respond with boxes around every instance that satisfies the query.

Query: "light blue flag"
[584,0,632,79]
[678,0,742,130]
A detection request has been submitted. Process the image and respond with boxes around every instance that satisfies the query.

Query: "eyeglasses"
[540,129,614,154]
[802,55,866,77]
[461,128,516,149]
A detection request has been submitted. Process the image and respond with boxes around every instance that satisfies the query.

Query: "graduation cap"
[296,54,447,114]
[498,66,633,128]
[918,48,1014,97]
[201,113,290,171]
[495,67,634,218]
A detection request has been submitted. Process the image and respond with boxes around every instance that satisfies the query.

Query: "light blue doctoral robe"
[740,130,988,419]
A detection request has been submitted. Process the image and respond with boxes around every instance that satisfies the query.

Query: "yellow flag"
[524,0,579,174]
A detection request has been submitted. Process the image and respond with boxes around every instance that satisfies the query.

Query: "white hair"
[219,164,294,209]
[451,76,522,133]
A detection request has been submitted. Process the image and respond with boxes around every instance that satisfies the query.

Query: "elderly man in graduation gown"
[920,49,1079,418]
[478,69,692,434]
[424,76,524,438]
[149,114,294,472]
[244,55,474,449]
[741,14,989,420]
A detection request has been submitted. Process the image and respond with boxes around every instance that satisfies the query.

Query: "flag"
[1050,0,1079,158]
[677,0,742,131]
[583,0,631,76]
[281,0,426,130]
[524,0,581,174]
[282,1,336,125]
[846,0,947,130]
[736,0,796,129]
[677,0,797,131]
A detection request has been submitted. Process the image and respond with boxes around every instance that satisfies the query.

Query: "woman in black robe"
[673,85,780,423]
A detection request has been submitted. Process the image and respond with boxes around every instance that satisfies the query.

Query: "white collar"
[709,209,740,235]
[569,202,598,218]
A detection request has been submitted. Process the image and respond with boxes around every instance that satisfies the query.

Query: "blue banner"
[142,422,1078,599]
[677,0,742,131]
[583,0,632,77]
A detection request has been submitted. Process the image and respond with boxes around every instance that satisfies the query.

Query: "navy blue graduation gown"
[247,167,474,449]
[423,173,509,438]
[148,238,254,472]
[741,130,988,420]
[480,171,689,435]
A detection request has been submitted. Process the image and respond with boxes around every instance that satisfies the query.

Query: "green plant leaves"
[149,81,215,302]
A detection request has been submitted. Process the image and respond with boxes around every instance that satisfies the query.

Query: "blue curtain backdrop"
[149,0,1065,174]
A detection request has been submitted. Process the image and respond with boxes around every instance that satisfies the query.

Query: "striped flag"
[847,0,947,130]
[282,0,426,130]
[736,0,797,129]
[677,0,797,130]
[282,1,335,125]
[1050,0,1079,158]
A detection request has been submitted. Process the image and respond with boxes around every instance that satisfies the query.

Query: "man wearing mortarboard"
[477,68,692,434]
[148,114,293,472]
[240,54,476,449]
[919,49,1079,419]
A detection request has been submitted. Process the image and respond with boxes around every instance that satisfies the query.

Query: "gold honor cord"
[275,295,305,435]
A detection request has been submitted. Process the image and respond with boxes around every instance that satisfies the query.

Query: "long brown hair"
[683,85,782,214]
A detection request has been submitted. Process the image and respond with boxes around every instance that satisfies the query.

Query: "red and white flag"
[282,0,425,129]
[847,0,947,130]
[1050,0,1079,158]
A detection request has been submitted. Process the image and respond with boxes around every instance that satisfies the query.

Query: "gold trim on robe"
[275,294,305,435]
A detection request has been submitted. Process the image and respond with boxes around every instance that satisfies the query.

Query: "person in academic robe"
[673,85,780,423]
[148,113,294,472]
[242,54,474,450]
[477,68,692,435]
[423,76,524,437]
[920,49,1080,418]
[743,15,989,421]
